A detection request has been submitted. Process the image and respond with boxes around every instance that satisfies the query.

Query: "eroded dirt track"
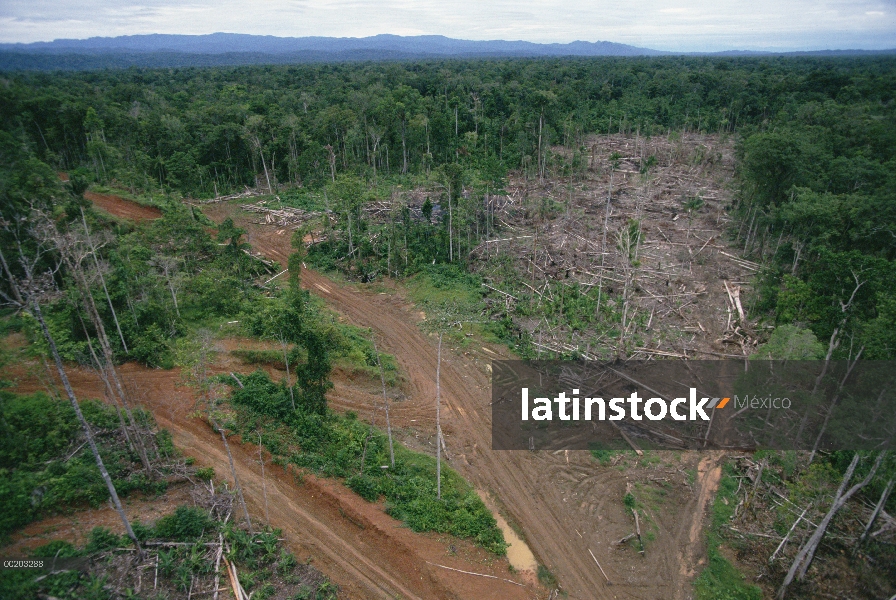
[9,190,723,599]
[205,202,721,600]
[7,359,531,600]
[86,191,162,222]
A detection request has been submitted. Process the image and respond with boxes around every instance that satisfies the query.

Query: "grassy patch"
[88,183,170,209]
[693,462,762,600]
[232,348,289,369]
[537,564,557,587]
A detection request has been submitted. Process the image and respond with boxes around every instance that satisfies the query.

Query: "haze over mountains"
[1,33,893,70]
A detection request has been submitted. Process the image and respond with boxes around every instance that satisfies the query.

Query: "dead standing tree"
[615,219,642,359]
[211,414,253,534]
[436,331,443,500]
[32,211,154,477]
[2,239,143,556]
[795,268,868,454]
[80,207,128,353]
[149,255,183,320]
[185,331,254,534]
[373,337,395,468]
[595,152,619,318]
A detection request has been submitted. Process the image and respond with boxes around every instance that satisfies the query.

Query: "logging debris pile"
[720,454,895,600]
[466,133,762,360]
[240,200,327,229]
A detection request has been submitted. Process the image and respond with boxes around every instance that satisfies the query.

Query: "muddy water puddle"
[477,490,537,572]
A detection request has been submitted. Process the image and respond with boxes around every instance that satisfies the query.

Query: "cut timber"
[212,535,223,600]
[262,269,288,285]
[424,561,525,587]
[482,283,518,300]
[588,548,611,583]
[770,507,808,563]
[240,201,324,229]
[633,508,645,555]
[612,422,643,455]
[723,280,746,325]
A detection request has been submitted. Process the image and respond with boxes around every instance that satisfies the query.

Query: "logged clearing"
[199,133,746,600]
[13,135,750,599]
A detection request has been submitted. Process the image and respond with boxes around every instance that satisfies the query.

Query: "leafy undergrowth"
[0,503,335,600]
[693,461,762,600]
[240,290,402,388]
[219,370,507,555]
[0,385,335,599]
[0,390,170,541]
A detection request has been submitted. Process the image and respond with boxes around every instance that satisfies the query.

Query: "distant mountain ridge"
[1,34,894,71]
[0,33,665,57]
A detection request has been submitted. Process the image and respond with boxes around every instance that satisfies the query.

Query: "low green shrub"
[155,506,216,542]
[86,527,122,552]
[224,371,506,554]
[0,391,163,539]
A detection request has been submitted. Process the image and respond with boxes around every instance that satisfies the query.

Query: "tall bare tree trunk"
[856,478,894,552]
[809,347,863,462]
[259,145,273,193]
[258,430,269,523]
[48,224,154,477]
[778,452,886,598]
[213,418,252,533]
[81,207,128,353]
[596,169,613,317]
[448,186,453,263]
[537,109,544,182]
[278,335,295,411]
[373,338,395,468]
[76,271,152,475]
[0,242,23,305]
[16,271,142,554]
[401,120,408,174]
[81,317,134,453]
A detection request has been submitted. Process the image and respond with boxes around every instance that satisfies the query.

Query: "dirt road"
[17,190,721,599]
[7,358,531,600]
[205,201,720,600]
[86,191,162,222]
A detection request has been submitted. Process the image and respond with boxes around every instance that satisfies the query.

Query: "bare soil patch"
[86,190,162,223]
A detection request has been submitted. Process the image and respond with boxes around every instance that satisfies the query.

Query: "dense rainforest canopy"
[1,55,895,363]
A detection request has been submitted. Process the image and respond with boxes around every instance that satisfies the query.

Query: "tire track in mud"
[6,360,529,600]
[210,205,636,598]
[16,192,534,600]
[210,201,727,600]
[63,193,720,599]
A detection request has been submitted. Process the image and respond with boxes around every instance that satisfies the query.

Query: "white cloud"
[0,0,893,50]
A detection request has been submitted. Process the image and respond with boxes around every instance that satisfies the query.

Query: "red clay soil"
[4,360,532,600]
[204,202,722,600]
[85,191,161,223]
[16,191,722,598]
[57,174,161,223]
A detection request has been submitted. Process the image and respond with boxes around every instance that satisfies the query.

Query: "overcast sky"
[1,0,894,51]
